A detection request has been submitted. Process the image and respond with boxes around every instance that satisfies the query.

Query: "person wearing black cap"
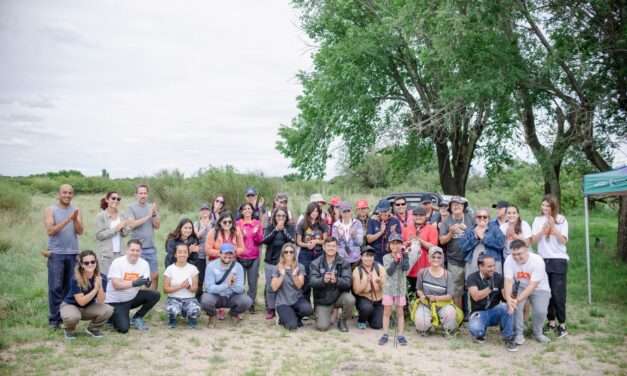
[492,201,509,227]
[421,194,440,224]
[352,246,385,329]
[366,200,402,264]
[242,187,265,221]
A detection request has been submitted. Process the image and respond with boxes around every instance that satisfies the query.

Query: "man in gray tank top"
[126,184,160,289]
[44,184,83,329]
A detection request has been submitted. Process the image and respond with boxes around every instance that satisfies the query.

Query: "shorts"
[447,263,465,298]
[141,247,158,273]
[382,295,406,307]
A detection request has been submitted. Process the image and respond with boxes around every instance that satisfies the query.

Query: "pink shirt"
[236,219,264,260]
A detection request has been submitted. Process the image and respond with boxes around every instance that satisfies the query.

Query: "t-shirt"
[466,271,504,313]
[64,275,97,307]
[110,217,122,254]
[164,263,199,299]
[439,214,474,266]
[296,221,328,255]
[272,263,306,307]
[500,220,532,258]
[366,217,402,263]
[503,252,551,293]
[416,268,455,297]
[105,256,151,303]
[126,202,157,249]
[532,215,569,260]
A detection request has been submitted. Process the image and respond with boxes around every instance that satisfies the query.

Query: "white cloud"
[0,137,31,147]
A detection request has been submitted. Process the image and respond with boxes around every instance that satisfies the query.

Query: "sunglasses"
[82,260,97,266]
[278,200,288,204]
[394,203,406,207]
[476,215,489,220]
[215,199,224,204]
[109,197,121,201]
[284,250,295,254]
[222,220,232,225]
[246,194,256,197]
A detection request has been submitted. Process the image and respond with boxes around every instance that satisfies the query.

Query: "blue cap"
[219,243,235,254]
[388,233,403,243]
[375,200,391,212]
[245,187,257,196]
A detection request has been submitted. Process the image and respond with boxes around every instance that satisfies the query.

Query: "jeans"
[514,290,550,339]
[200,293,253,316]
[298,249,318,304]
[109,289,161,333]
[545,259,568,324]
[264,263,277,310]
[242,258,260,305]
[47,253,77,325]
[276,297,313,330]
[468,303,514,340]
[355,296,383,329]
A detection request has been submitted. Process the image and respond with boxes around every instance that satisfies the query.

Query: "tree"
[278,0,515,195]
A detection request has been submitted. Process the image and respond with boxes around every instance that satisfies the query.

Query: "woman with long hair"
[352,246,385,329]
[205,211,245,261]
[95,191,130,275]
[209,195,227,226]
[60,250,113,340]
[271,243,312,330]
[296,202,328,303]
[531,194,569,338]
[500,205,532,258]
[236,203,264,313]
[262,208,296,320]
[165,218,200,268]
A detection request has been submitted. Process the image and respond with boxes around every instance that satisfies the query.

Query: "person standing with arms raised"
[44,184,84,329]
[126,184,160,290]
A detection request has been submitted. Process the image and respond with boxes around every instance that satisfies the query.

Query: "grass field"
[0,192,625,375]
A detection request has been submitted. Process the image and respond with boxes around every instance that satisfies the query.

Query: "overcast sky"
[0,1,322,178]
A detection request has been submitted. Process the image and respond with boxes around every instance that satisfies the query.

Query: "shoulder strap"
[215,262,237,285]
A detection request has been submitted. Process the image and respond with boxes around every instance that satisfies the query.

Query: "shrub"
[0,181,31,216]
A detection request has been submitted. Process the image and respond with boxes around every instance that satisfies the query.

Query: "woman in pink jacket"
[236,203,264,314]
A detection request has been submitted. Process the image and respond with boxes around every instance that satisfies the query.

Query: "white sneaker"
[535,334,551,344]
[514,335,525,345]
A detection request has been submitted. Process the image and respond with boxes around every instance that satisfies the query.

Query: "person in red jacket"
[406,207,439,297]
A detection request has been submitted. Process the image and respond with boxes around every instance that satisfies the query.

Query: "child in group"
[163,243,201,328]
[379,233,419,346]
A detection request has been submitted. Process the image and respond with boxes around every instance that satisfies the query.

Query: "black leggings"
[276,297,313,330]
[545,259,568,324]
[109,289,161,333]
[355,296,383,329]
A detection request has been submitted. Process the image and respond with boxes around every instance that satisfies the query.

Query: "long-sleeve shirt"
[262,224,296,265]
[332,219,364,264]
[203,259,245,297]
[205,229,245,261]
[236,219,264,260]
[460,223,505,263]
[352,263,385,302]
[382,247,419,297]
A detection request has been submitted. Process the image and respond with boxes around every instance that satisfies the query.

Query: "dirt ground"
[1,303,624,376]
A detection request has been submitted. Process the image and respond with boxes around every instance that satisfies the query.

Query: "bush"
[0,182,31,216]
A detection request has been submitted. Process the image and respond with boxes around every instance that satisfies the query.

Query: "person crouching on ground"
[200,243,252,326]
[309,237,355,332]
[378,233,419,346]
[60,250,113,340]
[352,246,385,330]
[271,243,313,330]
[163,243,201,328]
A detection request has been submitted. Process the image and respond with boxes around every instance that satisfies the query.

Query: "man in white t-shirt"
[163,243,201,328]
[106,239,161,333]
[503,239,551,345]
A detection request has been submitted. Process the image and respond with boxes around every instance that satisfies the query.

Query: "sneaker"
[49,322,61,330]
[556,324,568,338]
[249,305,256,314]
[231,314,242,325]
[132,317,149,331]
[356,322,367,330]
[473,336,486,344]
[543,322,557,334]
[535,334,551,344]
[188,318,197,329]
[217,309,226,320]
[207,316,215,328]
[378,334,389,346]
[397,335,408,346]
[505,340,519,352]
[85,327,104,338]
[337,319,349,332]
[417,330,429,337]
[265,309,276,320]
[168,314,177,329]
[64,329,76,340]
[514,335,525,345]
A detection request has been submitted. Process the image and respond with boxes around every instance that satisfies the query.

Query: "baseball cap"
[449,196,465,205]
[492,200,510,209]
[414,206,427,216]
[388,233,403,243]
[375,200,391,212]
[245,187,257,196]
[428,246,444,257]
[199,203,210,211]
[361,246,376,255]
[330,196,341,207]
[219,243,235,254]
[421,194,433,204]
[356,199,369,209]
[438,200,449,208]
[339,202,352,212]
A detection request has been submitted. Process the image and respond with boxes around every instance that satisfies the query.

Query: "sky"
[0,1,322,178]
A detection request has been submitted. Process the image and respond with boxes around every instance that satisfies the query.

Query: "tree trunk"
[435,141,466,195]
[619,196,627,262]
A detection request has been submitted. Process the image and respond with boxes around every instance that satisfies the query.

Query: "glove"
[132,277,150,287]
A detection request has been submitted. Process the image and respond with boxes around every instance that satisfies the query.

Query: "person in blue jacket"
[460,208,505,277]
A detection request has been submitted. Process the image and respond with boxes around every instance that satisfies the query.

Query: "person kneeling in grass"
[467,254,518,352]
[378,233,418,346]
[163,243,201,328]
[271,243,313,330]
[60,250,113,340]
[200,243,252,326]
[352,246,385,330]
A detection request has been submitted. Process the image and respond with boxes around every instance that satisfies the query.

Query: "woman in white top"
[163,243,201,328]
[95,192,130,275]
[530,194,569,338]
[500,205,532,258]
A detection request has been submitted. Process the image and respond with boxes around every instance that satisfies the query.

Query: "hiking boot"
[64,329,76,340]
[249,305,256,314]
[397,335,408,346]
[514,335,525,345]
[168,314,177,329]
[505,340,519,352]
[132,317,149,331]
[535,334,551,344]
[265,309,276,320]
[378,334,389,346]
[337,319,349,332]
[207,315,215,328]
[188,318,197,329]
[49,322,61,331]
[217,308,226,320]
[473,336,486,344]
[356,322,367,330]
[556,324,568,338]
[85,327,104,338]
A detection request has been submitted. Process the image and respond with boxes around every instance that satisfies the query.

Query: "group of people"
[45,184,569,352]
